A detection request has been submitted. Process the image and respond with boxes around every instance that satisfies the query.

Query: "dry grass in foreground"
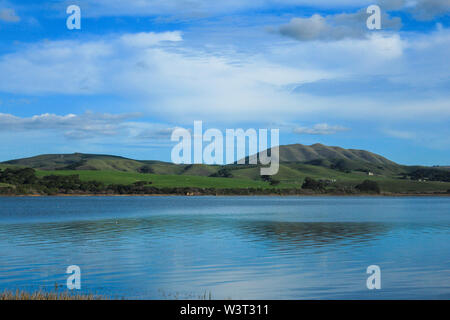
[0,289,106,300]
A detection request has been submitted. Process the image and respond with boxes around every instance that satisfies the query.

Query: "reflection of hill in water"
[234,221,389,250]
[1,216,390,252]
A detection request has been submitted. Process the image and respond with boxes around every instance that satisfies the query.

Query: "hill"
[246,143,403,175]
[279,143,396,165]
[3,144,401,173]
[1,144,450,195]
[3,153,146,172]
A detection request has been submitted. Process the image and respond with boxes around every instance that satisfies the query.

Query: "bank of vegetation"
[1,167,448,196]
[0,289,105,300]
[2,144,450,196]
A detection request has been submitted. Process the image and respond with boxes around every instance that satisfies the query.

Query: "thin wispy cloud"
[54,0,449,20]
[0,112,176,141]
[0,0,448,164]
[58,0,373,17]
[379,0,450,20]
[293,123,349,135]
[0,28,448,123]
[0,8,19,22]
[275,10,401,41]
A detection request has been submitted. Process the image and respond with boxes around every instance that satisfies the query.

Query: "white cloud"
[382,126,450,150]
[0,31,336,121]
[63,0,373,17]
[0,112,134,134]
[412,0,450,20]
[0,40,113,94]
[293,123,349,135]
[383,128,416,140]
[0,112,177,141]
[378,0,450,20]
[276,10,401,42]
[0,27,448,124]
[0,8,19,22]
[278,14,332,41]
[120,31,182,48]
[0,32,184,95]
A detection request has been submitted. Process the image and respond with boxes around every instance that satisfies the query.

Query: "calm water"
[0,196,449,299]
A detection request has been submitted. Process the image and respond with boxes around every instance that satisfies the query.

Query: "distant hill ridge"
[269,143,396,165]
[2,153,144,172]
[3,144,450,195]
[3,144,398,170]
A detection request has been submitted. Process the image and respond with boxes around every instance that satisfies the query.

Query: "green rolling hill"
[3,153,144,172]
[2,144,450,194]
[246,143,403,176]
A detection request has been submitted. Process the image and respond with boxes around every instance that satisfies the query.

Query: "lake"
[0,196,449,299]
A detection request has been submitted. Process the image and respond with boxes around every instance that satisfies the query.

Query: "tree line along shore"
[1,167,449,196]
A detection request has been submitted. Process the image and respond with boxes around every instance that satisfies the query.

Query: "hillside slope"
[245,143,403,175]
[3,153,145,172]
[0,143,409,177]
[2,145,450,194]
[247,143,397,164]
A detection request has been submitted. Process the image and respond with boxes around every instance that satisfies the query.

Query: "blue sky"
[0,0,449,165]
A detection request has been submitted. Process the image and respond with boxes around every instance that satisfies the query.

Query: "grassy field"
[33,168,450,193]
[0,164,21,170]
[3,146,450,194]
[35,170,277,189]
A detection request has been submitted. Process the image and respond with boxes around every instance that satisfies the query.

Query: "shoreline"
[1,192,449,198]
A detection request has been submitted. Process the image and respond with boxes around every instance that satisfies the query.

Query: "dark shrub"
[302,177,325,190]
[409,168,450,182]
[269,179,280,186]
[355,180,381,194]
[210,168,232,178]
[133,181,150,187]
[0,167,38,185]
[138,165,154,174]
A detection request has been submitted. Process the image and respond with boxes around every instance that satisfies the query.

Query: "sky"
[0,0,449,165]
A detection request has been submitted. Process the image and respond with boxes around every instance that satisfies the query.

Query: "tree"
[261,175,280,186]
[139,165,154,174]
[302,177,325,191]
[210,168,232,178]
[269,179,280,186]
[355,180,381,194]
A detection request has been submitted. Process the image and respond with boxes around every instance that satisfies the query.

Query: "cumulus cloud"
[275,0,449,43]
[293,123,349,135]
[0,112,177,141]
[0,27,448,123]
[0,30,335,120]
[61,0,373,17]
[0,8,19,22]
[378,0,450,20]
[120,31,182,48]
[0,31,182,95]
[276,10,401,41]
[411,0,450,20]
[0,112,137,137]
